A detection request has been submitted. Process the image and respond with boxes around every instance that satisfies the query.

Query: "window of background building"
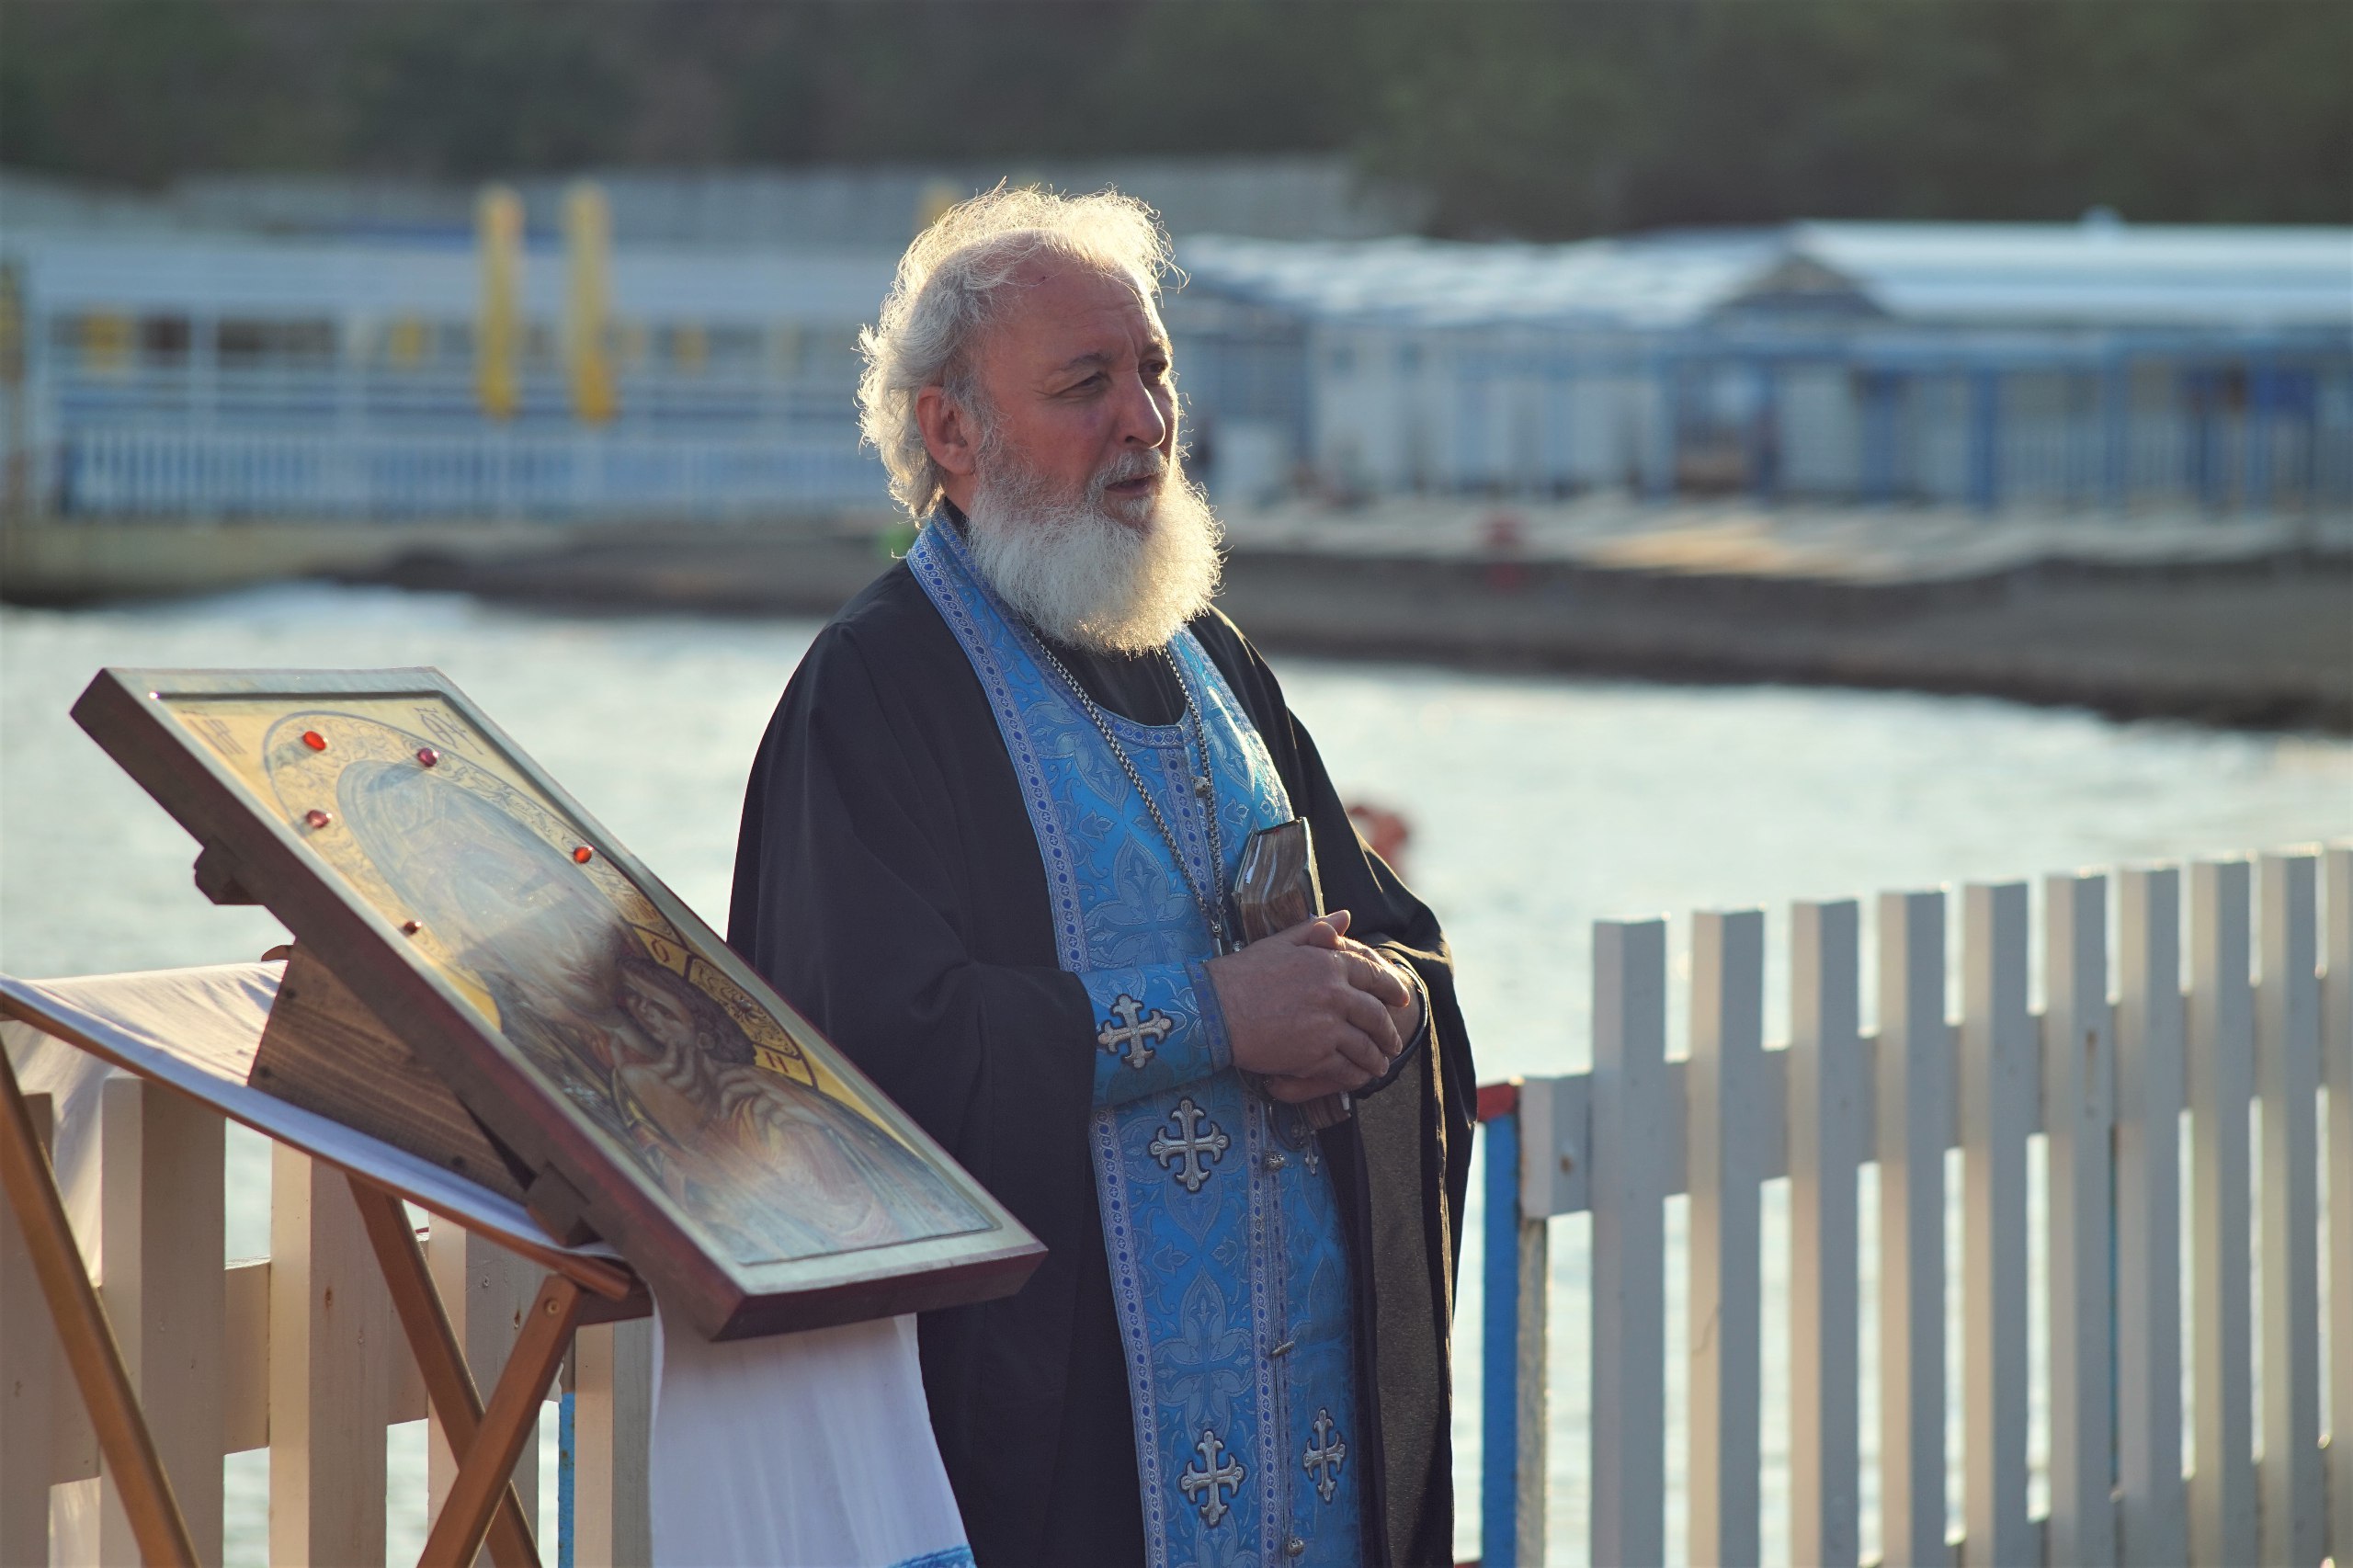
[139,315,191,367]
[706,326,762,372]
[381,317,431,369]
[63,312,136,375]
[767,323,805,375]
[217,318,335,368]
[665,324,709,373]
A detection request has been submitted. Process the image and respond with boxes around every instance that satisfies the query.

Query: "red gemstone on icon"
[401,920,422,936]
[301,731,327,752]
[416,747,439,767]
[572,846,594,864]
[304,809,332,829]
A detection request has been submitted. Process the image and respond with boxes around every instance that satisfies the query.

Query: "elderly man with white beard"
[728,187,1474,1567]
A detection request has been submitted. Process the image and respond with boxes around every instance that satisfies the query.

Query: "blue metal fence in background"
[52,426,887,519]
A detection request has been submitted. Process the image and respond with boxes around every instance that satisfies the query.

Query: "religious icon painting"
[74,667,1043,1339]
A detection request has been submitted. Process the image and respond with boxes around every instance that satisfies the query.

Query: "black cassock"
[728,555,1476,1566]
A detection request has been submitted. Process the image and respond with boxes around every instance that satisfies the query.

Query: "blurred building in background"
[1176,220,2353,512]
[3,165,2346,522]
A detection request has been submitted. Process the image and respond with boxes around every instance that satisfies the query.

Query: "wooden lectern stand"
[0,965,647,1568]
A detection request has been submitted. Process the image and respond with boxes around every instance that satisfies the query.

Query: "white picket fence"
[1477,845,2347,1567]
[4,843,2345,1565]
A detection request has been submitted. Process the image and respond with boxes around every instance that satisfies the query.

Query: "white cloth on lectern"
[649,1303,973,1568]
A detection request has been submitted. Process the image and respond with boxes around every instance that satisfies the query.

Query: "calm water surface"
[5,585,2346,1563]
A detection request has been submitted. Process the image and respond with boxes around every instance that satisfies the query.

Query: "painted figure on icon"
[327,750,983,1263]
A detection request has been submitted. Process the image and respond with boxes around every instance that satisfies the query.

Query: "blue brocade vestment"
[911,522,1364,1567]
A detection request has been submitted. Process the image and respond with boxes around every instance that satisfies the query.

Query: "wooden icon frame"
[74,666,1042,1340]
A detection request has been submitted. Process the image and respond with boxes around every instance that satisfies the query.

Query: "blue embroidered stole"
[909,522,1363,1568]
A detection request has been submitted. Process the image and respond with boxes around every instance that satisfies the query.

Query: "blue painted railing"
[1478,1083,1523,1568]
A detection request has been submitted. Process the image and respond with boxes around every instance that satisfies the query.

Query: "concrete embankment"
[6,505,2348,733]
[1222,546,2353,733]
[0,514,598,604]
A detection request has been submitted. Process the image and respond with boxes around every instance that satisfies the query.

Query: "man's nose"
[1116,371,1169,448]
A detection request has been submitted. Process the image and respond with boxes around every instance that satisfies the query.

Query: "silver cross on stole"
[1302,1408,1347,1504]
[1096,993,1174,1070]
[1148,1096,1230,1192]
[1179,1426,1246,1527]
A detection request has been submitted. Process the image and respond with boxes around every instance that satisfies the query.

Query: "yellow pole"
[476,186,523,421]
[563,181,618,425]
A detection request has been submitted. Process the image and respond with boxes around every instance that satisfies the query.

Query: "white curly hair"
[857,184,1177,519]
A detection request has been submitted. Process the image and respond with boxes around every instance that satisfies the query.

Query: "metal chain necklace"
[1032,638,1235,954]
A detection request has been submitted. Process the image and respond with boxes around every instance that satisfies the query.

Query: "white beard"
[961,446,1224,655]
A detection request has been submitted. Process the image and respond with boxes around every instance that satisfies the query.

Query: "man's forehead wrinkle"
[1006,321,1165,381]
[1046,337,1165,373]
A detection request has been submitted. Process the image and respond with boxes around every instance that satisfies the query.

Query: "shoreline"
[360,530,2351,735]
[6,510,2347,733]
[1221,546,2353,734]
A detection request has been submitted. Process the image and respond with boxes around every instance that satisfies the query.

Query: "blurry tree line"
[3,0,2345,235]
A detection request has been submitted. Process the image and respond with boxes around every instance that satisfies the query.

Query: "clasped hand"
[1205,910,1422,1104]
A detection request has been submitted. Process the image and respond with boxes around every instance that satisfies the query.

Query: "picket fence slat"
[1787,900,1862,1568]
[1688,909,1767,1568]
[1590,918,1669,1568]
[2328,845,2353,1566]
[1486,1074,1552,1568]
[270,1143,397,1565]
[1877,889,1949,1568]
[2115,866,2188,1565]
[574,1318,656,1567]
[429,1225,547,1561]
[0,1092,59,1565]
[1962,881,2034,1568]
[1513,1197,1550,1568]
[2043,871,2116,1568]
[2188,858,2258,1568]
[222,1258,271,1455]
[2256,851,2325,1567]
[98,1074,227,1563]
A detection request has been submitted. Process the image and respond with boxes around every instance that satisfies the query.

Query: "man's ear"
[915,383,980,480]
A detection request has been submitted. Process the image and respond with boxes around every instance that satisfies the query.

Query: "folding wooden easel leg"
[416,1270,585,1568]
[0,1047,197,1568]
[347,1176,540,1568]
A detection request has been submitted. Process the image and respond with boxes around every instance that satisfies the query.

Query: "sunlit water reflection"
[5,585,2344,1563]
